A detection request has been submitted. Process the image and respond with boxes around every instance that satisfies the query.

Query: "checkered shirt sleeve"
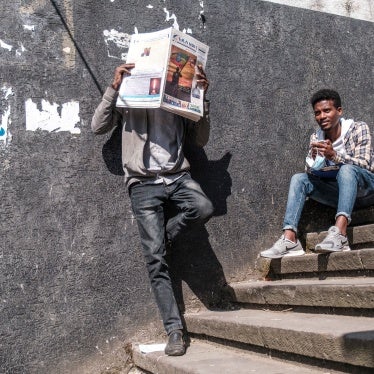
[332,121,374,172]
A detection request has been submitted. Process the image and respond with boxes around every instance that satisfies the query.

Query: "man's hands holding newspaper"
[196,64,209,94]
[111,63,135,91]
[111,62,209,94]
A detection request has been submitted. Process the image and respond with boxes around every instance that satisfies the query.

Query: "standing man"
[91,63,213,355]
[261,89,374,258]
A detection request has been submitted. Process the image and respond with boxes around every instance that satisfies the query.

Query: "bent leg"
[129,184,183,334]
[166,174,214,241]
[282,173,315,234]
[336,164,374,223]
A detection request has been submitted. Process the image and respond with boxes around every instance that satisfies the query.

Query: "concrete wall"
[1,1,373,372]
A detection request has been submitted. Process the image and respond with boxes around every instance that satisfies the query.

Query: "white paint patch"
[146,4,154,9]
[103,29,131,60]
[25,99,81,134]
[134,26,139,34]
[260,0,374,22]
[0,86,14,146]
[16,43,26,56]
[2,86,14,100]
[23,24,35,31]
[0,39,13,51]
[163,7,180,29]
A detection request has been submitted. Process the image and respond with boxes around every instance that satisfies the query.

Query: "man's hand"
[111,63,135,91]
[310,140,336,160]
[196,64,209,94]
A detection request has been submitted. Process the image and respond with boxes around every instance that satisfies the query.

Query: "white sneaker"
[315,226,351,253]
[260,235,305,259]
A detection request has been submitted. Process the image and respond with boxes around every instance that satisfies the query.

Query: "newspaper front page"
[116,28,209,121]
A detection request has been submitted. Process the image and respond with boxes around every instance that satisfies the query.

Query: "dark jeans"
[129,174,214,334]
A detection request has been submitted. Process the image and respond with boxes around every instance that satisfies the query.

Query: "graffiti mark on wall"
[0,86,14,147]
[25,99,81,134]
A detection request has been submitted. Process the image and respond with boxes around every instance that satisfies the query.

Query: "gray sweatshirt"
[91,87,210,187]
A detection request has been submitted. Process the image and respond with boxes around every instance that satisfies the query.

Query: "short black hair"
[310,89,342,108]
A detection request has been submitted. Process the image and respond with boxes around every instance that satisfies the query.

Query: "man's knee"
[289,173,309,189]
[198,196,214,222]
[185,194,213,223]
[337,164,360,186]
[338,164,356,173]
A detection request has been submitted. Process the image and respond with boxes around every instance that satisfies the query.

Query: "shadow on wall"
[184,144,232,217]
[169,144,234,317]
[102,123,125,176]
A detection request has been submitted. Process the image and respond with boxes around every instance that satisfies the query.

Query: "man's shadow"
[167,144,234,324]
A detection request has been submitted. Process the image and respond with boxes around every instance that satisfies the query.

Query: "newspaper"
[116,27,209,122]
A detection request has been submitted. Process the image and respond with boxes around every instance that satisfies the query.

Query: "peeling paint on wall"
[103,29,131,60]
[25,99,81,134]
[0,40,13,51]
[23,24,36,31]
[0,86,14,147]
[16,43,27,56]
[163,8,180,29]
[0,40,27,56]
[103,1,207,60]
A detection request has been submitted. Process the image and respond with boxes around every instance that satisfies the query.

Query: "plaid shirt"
[310,121,374,173]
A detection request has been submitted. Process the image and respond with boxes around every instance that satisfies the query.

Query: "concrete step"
[185,309,374,368]
[229,277,374,309]
[306,223,374,252]
[132,340,338,374]
[256,248,374,279]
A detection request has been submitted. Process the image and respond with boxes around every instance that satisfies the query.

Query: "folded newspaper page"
[116,27,209,122]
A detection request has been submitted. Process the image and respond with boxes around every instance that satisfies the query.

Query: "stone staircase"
[131,223,374,373]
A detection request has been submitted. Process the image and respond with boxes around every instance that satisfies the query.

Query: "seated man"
[261,89,374,259]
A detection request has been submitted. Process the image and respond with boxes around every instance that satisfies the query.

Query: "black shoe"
[164,330,185,356]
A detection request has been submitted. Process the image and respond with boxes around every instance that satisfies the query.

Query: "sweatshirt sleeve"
[91,87,123,135]
[186,100,210,147]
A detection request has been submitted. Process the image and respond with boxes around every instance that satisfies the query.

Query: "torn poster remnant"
[25,99,81,134]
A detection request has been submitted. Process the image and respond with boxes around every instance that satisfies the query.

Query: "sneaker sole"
[314,245,351,253]
[260,253,284,259]
[261,250,305,259]
[283,249,306,257]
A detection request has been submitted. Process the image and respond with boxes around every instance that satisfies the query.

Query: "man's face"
[313,99,342,132]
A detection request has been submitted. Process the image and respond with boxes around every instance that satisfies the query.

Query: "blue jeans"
[129,174,213,334]
[283,164,374,233]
